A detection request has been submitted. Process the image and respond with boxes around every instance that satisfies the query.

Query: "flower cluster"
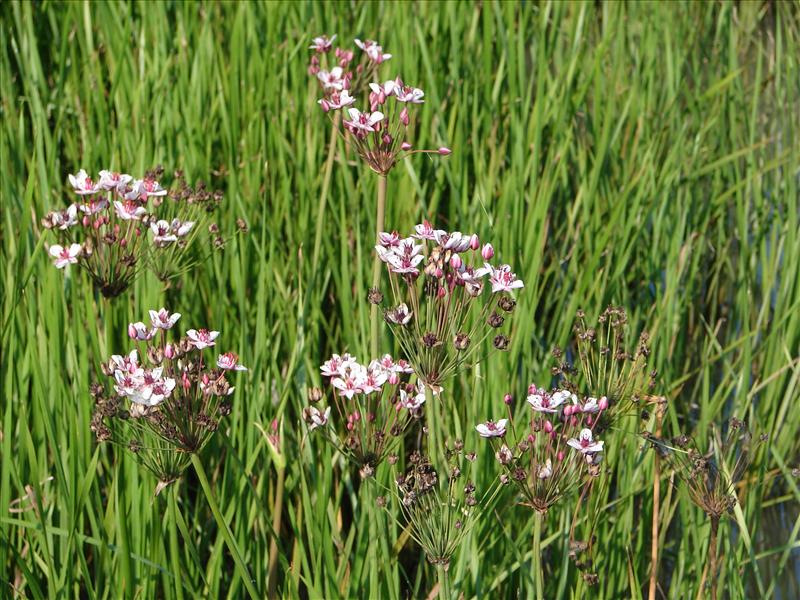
[477,385,605,513]
[42,167,227,297]
[645,418,761,519]
[384,448,497,568]
[309,34,450,175]
[306,353,424,478]
[376,222,523,392]
[90,308,245,488]
[552,306,655,431]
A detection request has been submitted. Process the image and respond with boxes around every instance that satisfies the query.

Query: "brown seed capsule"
[307,387,323,403]
[493,335,510,350]
[488,313,505,328]
[498,296,516,313]
[367,287,383,305]
[453,333,470,350]
[422,332,439,348]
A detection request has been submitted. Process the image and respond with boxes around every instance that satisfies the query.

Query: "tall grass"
[2,1,798,598]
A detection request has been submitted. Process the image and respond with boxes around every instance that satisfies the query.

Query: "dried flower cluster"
[646,418,760,519]
[309,34,450,175]
[386,447,497,568]
[552,306,655,431]
[376,222,523,392]
[42,167,227,297]
[477,385,605,513]
[306,353,424,478]
[90,308,245,488]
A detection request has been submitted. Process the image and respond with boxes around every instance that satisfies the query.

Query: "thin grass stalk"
[370,175,387,358]
[533,510,544,600]
[267,464,286,600]
[311,112,341,275]
[168,484,185,600]
[708,516,720,600]
[437,563,451,599]
[190,454,260,600]
[363,480,380,593]
[649,399,665,600]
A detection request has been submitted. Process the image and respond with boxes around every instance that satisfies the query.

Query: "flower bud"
[320,99,330,112]
[400,107,409,126]
[481,243,494,260]
[564,405,573,416]
[469,234,480,250]
[388,372,399,385]
[598,396,609,411]
[437,286,446,299]
[400,141,412,151]
[544,420,553,433]
[382,134,392,145]
[378,90,386,104]
[82,215,91,227]
[450,254,462,269]
[438,147,452,156]
[164,343,176,359]
[557,451,565,462]
[128,324,137,339]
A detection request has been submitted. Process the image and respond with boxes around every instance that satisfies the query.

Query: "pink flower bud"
[113,224,120,235]
[598,396,609,410]
[320,99,330,112]
[586,416,593,426]
[356,64,364,75]
[388,373,399,385]
[563,405,573,416]
[346,421,354,431]
[164,344,176,359]
[435,267,444,278]
[353,410,361,421]
[528,433,536,443]
[544,420,553,433]
[378,91,386,104]
[438,147,452,156]
[128,324,137,339]
[119,238,128,248]
[437,286,446,299]
[450,254,462,269]
[469,234,480,250]
[570,416,578,426]
[557,451,565,462]
[481,243,494,260]
[82,215,91,227]
[343,77,351,90]
[93,220,101,230]
[504,393,513,405]
[399,107,409,126]
[400,141,412,151]
[382,134,392,145]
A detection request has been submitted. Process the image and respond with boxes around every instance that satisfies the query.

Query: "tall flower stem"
[311,112,341,276]
[267,465,286,600]
[190,454,260,600]
[168,484,185,600]
[707,516,720,600]
[437,563,451,599]
[370,174,387,358]
[649,399,665,600]
[532,510,545,600]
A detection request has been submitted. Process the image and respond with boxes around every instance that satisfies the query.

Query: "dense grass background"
[2,1,799,598]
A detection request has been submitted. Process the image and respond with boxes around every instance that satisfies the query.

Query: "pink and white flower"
[567,428,604,454]
[413,221,445,241]
[98,170,132,191]
[78,197,109,215]
[434,230,471,253]
[305,406,331,430]
[113,200,147,221]
[394,84,424,104]
[317,67,345,91]
[355,39,391,63]
[186,328,220,349]
[128,322,155,341]
[527,387,567,413]
[343,108,384,134]
[55,204,79,230]
[68,169,98,195]
[476,418,508,438]
[331,366,365,399]
[125,178,167,201]
[309,34,336,53]
[320,353,357,378]
[217,352,248,371]
[171,219,194,237]
[387,303,413,325]
[485,263,524,293]
[151,220,178,246]
[149,308,181,330]
[399,384,426,410]
[377,231,401,247]
[538,458,553,479]
[320,90,356,110]
[49,243,82,268]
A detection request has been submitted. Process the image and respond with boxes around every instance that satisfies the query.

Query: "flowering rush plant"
[376,222,523,393]
[42,166,226,297]
[552,306,655,431]
[384,446,499,569]
[309,34,450,176]
[304,353,424,478]
[90,308,246,489]
[477,386,606,513]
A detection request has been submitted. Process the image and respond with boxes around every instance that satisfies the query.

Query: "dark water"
[750,500,800,600]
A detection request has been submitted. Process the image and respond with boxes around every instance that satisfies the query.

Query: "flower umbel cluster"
[309,34,450,175]
[552,306,655,431]
[376,222,523,392]
[306,353,424,478]
[477,386,605,513]
[385,448,498,568]
[42,167,227,297]
[90,308,245,488]
[645,418,761,519]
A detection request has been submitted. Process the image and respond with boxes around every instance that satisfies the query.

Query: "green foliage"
[1,1,798,598]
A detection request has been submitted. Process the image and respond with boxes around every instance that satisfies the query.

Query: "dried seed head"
[367,287,384,305]
[498,296,516,313]
[307,387,323,403]
[422,332,440,348]
[488,312,505,328]
[453,333,470,350]
[493,335,510,350]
